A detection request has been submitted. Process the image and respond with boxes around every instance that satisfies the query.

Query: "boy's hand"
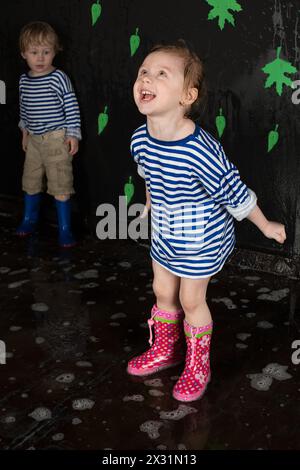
[262,221,286,244]
[22,132,28,152]
[65,136,79,156]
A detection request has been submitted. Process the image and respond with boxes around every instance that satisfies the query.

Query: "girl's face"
[22,42,55,76]
[133,51,190,118]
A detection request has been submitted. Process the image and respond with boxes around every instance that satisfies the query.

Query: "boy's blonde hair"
[150,39,207,120]
[19,21,62,53]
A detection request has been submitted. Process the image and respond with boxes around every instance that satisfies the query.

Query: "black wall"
[1,0,300,257]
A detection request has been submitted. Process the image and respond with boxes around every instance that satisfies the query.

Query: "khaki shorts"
[22,129,75,196]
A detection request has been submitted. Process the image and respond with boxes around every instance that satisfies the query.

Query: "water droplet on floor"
[118,262,131,268]
[144,378,163,387]
[8,280,30,289]
[9,268,28,276]
[72,399,95,410]
[35,337,45,344]
[89,336,99,342]
[211,297,237,309]
[123,395,144,402]
[55,373,75,383]
[80,282,99,288]
[74,269,99,279]
[257,288,289,302]
[236,333,251,341]
[0,267,10,274]
[140,420,163,439]
[247,374,273,391]
[159,404,197,420]
[9,326,22,332]
[178,443,187,450]
[110,313,127,320]
[72,418,82,425]
[246,312,256,318]
[257,321,274,329]
[2,416,16,424]
[28,407,52,421]
[31,303,49,312]
[148,389,164,397]
[76,361,92,368]
[52,433,64,441]
[262,363,292,380]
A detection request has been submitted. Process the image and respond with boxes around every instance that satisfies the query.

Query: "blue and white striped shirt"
[131,124,257,279]
[19,69,81,139]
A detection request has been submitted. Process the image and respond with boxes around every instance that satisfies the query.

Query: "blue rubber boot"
[55,199,76,248]
[16,193,41,236]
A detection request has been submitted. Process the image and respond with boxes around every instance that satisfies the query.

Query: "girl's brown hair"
[19,21,62,54]
[150,39,207,120]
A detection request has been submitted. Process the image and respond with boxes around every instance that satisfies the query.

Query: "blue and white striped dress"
[131,124,257,279]
[19,69,81,139]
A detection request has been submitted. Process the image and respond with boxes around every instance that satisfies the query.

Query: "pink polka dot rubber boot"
[127,304,185,376]
[172,319,213,402]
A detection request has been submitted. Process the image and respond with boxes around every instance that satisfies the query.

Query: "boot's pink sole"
[127,359,183,377]
[172,375,211,402]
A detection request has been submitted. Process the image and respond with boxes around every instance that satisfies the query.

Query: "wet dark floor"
[0,198,299,451]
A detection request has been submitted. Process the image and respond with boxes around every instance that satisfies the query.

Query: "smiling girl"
[127,40,286,402]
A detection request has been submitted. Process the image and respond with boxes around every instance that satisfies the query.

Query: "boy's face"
[133,51,188,118]
[21,43,55,76]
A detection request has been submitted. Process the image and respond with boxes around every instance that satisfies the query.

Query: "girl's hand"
[140,188,151,219]
[140,196,151,219]
[262,221,286,244]
[65,136,79,156]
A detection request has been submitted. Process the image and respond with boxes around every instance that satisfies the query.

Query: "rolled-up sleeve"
[191,143,257,221]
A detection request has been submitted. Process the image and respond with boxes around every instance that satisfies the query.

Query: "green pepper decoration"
[98,106,108,135]
[268,124,279,152]
[216,108,226,138]
[91,0,102,26]
[124,176,135,205]
[130,28,140,57]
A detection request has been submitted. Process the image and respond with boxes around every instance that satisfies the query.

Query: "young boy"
[17,21,81,247]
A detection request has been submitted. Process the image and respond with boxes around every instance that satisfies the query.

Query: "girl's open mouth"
[141,90,156,102]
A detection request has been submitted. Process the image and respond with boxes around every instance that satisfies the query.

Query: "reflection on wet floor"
[0,206,299,450]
